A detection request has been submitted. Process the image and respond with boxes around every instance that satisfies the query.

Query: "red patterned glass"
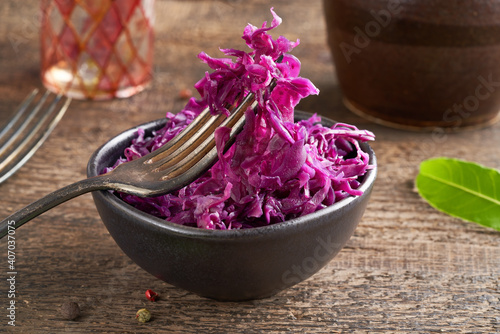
[40,0,155,100]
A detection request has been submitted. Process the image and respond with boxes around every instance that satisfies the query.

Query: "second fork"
[0,89,71,184]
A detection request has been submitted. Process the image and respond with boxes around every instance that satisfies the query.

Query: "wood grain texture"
[0,0,499,333]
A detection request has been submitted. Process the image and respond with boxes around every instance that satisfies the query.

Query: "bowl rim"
[88,111,377,240]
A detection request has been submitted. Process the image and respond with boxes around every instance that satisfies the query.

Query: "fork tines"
[0,89,71,184]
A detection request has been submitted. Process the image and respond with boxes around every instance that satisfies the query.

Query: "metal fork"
[0,89,259,238]
[0,89,71,184]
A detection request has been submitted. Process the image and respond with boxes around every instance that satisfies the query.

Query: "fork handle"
[0,177,108,239]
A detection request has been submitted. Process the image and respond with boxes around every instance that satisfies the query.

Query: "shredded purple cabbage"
[105,9,375,230]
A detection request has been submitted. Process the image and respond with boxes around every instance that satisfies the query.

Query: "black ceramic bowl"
[87,111,377,301]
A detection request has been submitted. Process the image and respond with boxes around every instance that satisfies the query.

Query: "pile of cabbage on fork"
[106,9,375,230]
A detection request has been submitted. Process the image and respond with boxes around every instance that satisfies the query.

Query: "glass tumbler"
[40,0,155,100]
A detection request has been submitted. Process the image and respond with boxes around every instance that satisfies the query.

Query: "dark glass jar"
[324,0,500,130]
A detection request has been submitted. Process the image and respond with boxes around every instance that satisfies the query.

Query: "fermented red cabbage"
[106,9,375,230]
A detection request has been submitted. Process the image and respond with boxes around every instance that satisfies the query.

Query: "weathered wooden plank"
[0,0,498,333]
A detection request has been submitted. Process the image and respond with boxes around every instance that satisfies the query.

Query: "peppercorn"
[60,301,80,321]
[178,88,192,100]
[145,289,158,302]
[136,308,152,323]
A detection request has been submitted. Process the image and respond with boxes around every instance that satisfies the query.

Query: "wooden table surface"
[1,1,499,333]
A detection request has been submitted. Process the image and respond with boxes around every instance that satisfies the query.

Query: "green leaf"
[416,157,500,231]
